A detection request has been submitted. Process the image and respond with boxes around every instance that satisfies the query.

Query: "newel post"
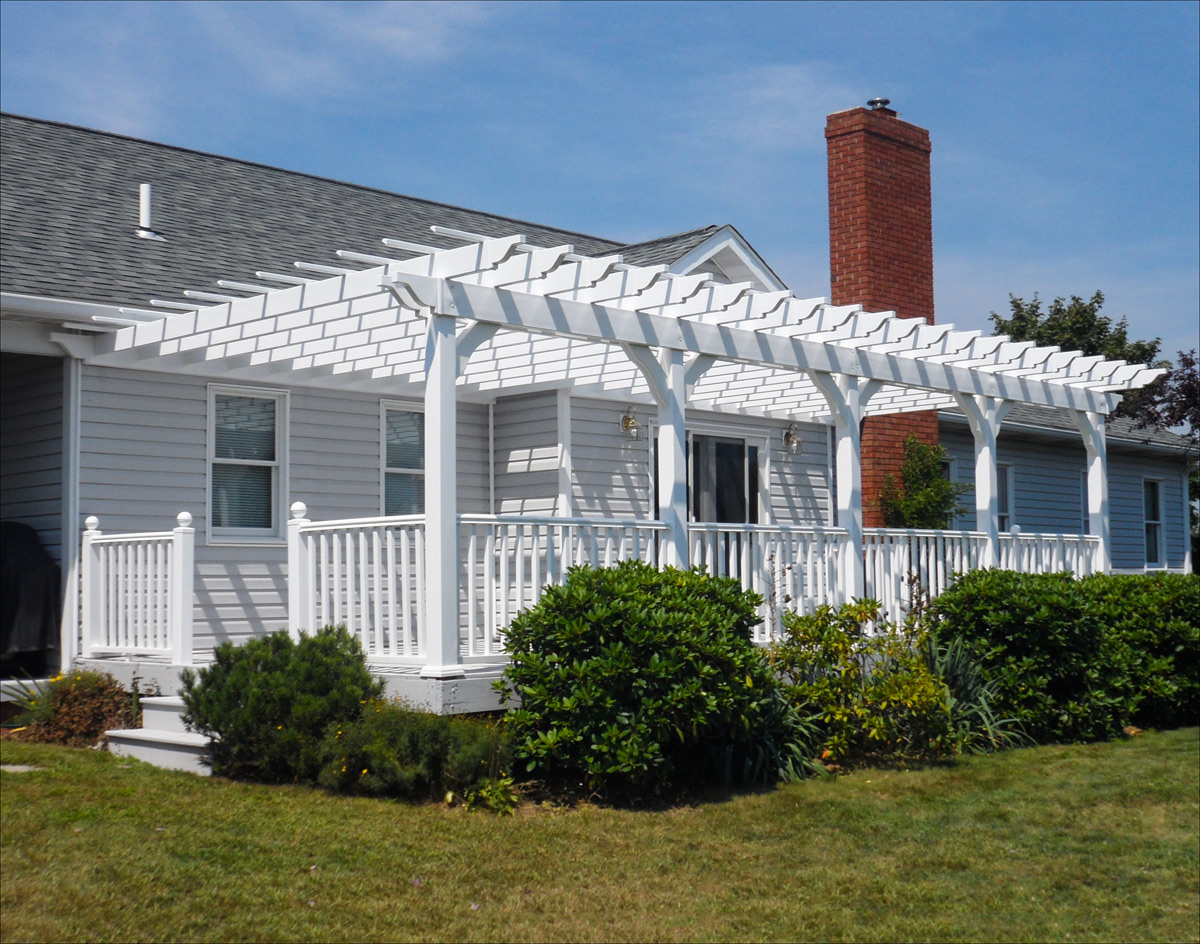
[287,502,311,640]
[170,512,195,666]
[80,516,102,659]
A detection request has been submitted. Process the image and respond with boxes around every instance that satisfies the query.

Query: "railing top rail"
[688,522,849,535]
[86,531,177,544]
[998,532,1100,543]
[458,514,669,529]
[297,514,426,533]
[863,527,988,539]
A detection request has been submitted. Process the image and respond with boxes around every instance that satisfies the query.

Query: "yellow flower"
[361,768,368,776]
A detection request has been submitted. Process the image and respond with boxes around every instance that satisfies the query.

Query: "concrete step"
[107,727,210,776]
[139,695,190,734]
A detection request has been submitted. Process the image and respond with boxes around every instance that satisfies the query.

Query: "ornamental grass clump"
[8,670,136,747]
[497,560,810,800]
[181,626,382,782]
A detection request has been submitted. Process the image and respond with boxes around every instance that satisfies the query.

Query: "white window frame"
[997,463,1014,532]
[380,400,426,517]
[940,457,960,528]
[207,384,288,545]
[647,421,770,524]
[1143,477,1164,569]
[1080,469,1090,535]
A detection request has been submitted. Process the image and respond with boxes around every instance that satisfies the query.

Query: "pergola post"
[953,394,1012,568]
[810,372,866,601]
[620,342,689,569]
[658,348,689,568]
[422,311,464,679]
[1070,410,1111,573]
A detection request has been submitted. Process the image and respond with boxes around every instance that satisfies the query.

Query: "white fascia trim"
[0,291,134,323]
[667,226,789,293]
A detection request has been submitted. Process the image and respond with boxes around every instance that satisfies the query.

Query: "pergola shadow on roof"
[81,227,1163,676]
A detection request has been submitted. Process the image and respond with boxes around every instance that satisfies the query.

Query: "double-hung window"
[1144,479,1163,567]
[997,464,1013,532]
[209,387,287,541]
[383,405,425,515]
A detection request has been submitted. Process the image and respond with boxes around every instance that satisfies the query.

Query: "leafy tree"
[879,434,969,529]
[990,291,1162,365]
[990,291,1169,420]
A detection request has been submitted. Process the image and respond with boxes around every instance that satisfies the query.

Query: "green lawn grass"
[2,730,1197,943]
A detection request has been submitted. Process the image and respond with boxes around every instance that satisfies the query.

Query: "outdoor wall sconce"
[620,406,643,441]
[783,422,802,455]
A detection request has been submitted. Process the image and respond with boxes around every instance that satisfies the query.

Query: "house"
[1,106,1191,714]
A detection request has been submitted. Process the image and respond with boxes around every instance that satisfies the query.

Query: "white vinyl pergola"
[82,227,1163,676]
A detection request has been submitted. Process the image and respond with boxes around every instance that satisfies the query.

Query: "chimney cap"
[867,97,891,110]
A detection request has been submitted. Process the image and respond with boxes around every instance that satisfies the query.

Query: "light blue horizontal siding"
[941,424,1189,569]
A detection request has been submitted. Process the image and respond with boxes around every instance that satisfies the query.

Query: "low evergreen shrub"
[497,560,806,799]
[317,700,513,804]
[181,626,383,782]
[1081,572,1199,729]
[930,570,1135,743]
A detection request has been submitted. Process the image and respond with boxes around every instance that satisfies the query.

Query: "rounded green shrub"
[317,700,512,802]
[181,626,383,782]
[930,570,1134,743]
[496,560,803,799]
[1082,572,1199,729]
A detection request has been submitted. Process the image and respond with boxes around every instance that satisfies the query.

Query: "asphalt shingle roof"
[941,402,1191,450]
[1,113,672,309]
[615,226,721,267]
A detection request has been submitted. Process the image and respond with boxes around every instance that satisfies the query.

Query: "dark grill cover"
[1,522,61,660]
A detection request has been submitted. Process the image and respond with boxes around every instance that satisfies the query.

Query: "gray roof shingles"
[941,402,1190,450]
[0,113,658,308]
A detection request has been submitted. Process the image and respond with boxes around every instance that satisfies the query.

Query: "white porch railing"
[688,524,850,642]
[999,528,1101,577]
[78,506,1112,668]
[80,513,194,664]
[289,511,426,664]
[864,528,990,623]
[458,515,667,658]
[289,509,666,663]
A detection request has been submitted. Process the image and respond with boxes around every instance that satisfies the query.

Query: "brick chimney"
[826,102,939,527]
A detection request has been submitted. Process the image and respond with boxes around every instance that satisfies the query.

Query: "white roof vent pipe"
[136,183,166,240]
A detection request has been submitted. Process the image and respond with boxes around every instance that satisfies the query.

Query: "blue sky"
[2,0,1197,359]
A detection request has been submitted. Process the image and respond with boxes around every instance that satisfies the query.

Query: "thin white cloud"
[186,0,495,100]
[0,0,498,137]
[683,62,860,157]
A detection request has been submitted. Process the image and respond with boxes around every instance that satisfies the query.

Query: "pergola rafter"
[79,228,1162,419]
